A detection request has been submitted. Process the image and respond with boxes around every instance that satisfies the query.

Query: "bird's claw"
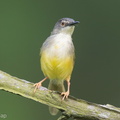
[33,82,42,92]
[61,91,69,100]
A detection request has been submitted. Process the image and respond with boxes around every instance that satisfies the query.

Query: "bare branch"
[0,70,120,120]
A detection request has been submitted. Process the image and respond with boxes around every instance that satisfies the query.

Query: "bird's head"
[51,18,80,35]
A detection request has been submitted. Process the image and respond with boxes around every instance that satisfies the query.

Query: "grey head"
[51,18,80,35]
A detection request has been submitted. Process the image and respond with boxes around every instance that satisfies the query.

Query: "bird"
[33,17,79,115]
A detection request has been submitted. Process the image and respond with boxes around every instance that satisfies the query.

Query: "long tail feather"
[48,80,65,115]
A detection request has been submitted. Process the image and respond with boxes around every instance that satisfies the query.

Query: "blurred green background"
[0,0,120,120]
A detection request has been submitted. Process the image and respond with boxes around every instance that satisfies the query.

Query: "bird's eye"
[61,22,65,26]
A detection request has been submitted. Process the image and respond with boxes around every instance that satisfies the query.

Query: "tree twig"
[0,70,120,120]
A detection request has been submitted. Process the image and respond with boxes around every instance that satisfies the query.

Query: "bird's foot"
[33,82,42,92]
[61,91,69,100]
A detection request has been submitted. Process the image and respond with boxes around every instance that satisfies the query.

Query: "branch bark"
[0,70,120,120]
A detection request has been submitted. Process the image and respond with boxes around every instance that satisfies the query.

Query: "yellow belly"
[41,52,74,81]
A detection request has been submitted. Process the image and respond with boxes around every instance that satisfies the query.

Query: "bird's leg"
[33,77,48,92]
[61,76,71,100]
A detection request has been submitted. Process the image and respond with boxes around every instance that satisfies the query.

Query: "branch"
[0,70,120,120]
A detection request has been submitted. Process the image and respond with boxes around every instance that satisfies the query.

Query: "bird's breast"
[40,33,75,80]
[42,33,74,58]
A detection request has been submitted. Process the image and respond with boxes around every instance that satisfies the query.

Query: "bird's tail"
[48,80,65,115]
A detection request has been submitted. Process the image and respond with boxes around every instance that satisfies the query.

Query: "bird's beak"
[69,21,80,26]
